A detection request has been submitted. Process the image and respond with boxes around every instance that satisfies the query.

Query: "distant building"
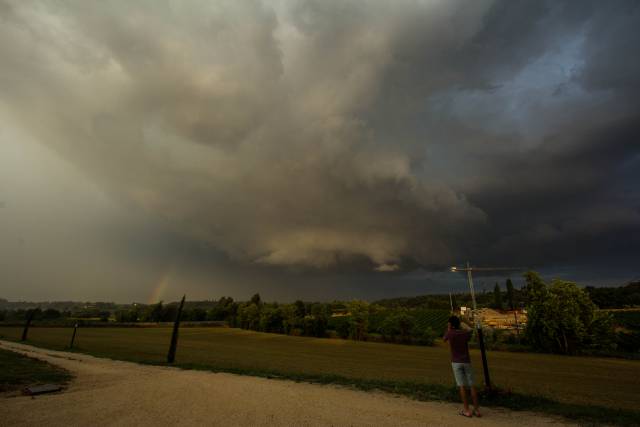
[477,308,527,329]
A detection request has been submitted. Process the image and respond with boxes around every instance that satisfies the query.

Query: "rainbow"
[147,268,173,304]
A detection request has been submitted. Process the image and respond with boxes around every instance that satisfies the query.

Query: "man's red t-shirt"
[443,329,472,363]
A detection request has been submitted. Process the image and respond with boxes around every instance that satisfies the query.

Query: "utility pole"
[465,262,490,391]
[449,292,454,312]
[450,264,524,392]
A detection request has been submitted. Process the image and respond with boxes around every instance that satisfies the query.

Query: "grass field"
[0,348,72,393]
[1,326,639,419]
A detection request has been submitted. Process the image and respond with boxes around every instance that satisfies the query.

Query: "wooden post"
[69,323,79,348]
[167,295,186,364]
[476,326,492,391]
[21,309,36,341]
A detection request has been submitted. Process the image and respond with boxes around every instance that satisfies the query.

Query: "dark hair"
[448,315,461,329]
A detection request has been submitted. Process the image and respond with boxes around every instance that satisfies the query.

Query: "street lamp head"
[450,266,457,272]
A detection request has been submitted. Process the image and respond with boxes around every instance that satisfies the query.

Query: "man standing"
[443,315,481,418]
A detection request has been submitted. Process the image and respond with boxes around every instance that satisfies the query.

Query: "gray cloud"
[0,0,638,300]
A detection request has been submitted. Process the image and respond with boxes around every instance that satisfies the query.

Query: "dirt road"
[0,340,571,426]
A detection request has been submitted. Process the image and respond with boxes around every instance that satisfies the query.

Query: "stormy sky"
[1,0,639,303]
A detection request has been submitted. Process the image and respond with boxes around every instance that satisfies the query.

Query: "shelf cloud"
[1,0,638,300]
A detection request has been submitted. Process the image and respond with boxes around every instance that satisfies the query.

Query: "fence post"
[21,309,36,341]
[69,323,79,348]
[167,295,186,364]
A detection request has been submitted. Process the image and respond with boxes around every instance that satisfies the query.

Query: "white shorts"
[451,362,475,387]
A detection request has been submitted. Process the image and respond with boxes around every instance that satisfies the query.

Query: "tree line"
[2,274,638,355]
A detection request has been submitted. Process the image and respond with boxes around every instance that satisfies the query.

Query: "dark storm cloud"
[0,0,638,301]
[473,115,640,266]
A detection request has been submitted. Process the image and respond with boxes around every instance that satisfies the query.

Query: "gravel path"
[0,340,572,426]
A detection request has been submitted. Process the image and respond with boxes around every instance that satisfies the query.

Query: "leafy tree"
[506,278,515,310]
[281,304,300,334]
[250,293,262,306]
[162,304,178,322]
[302,315,315,336]
[208,297,229,321]
[379,315,401,341]
[259,305,284,333]
[207,307,221,321]
[238,303,260,330]
[226,301,239,327]
[42,308,61,319]
[189,307,207,321]
[293,300,306,318]
[396,313,415,341]
[412,326,437,346]
[524,272,614,354]
[348,300,370,340]
[309,303,329,337]
[379,311,415,343]
[329,315,350,339]
[115,309,138,323]
[143,302,164,322]
[208,297,238,323]
[305,302,313,316]
[523,271,546,303]
[493,283,503,310]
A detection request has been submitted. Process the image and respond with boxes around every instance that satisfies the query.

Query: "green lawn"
[1,326,639,413]
[0,348,72,393]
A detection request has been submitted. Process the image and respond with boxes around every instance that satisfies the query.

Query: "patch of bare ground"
[0,341,573,426]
